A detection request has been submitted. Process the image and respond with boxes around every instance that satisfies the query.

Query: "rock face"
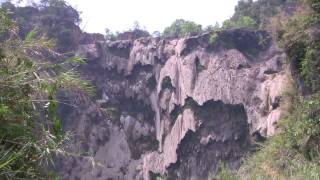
[57,29,289,180]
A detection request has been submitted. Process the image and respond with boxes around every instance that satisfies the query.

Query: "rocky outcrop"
[57,29,290,180]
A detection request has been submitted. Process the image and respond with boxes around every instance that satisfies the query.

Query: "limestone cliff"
[56,29,290,180]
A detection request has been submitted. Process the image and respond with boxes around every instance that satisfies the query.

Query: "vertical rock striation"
[58,29,290,180]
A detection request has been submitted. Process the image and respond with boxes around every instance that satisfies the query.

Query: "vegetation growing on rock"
[162,19,202,38]
[1,0,320,179]
[213,0,320,179]
[2,0,82,52]
[0,1,92,178]
[222,16,257,29]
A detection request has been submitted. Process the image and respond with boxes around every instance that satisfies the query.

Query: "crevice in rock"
[125,62,154,80]
[56,28,287,179]
[180,37,200,57]
[147,75,157,90]
[150,171,164,180]
[264,69,278,74]
[215,29,272,60]
[170,104,182,125]
[154,55,166,66]
[107,40,132,59]
[195,56,206,72]
[180,34,211,57]
[272,96,281,110]
[237,63,251,70]
[252,131,266,143]
[113,97,158,159]
[110,97,155,126]
[159,76,175,101]
[165,98,250,179]
[161,76,174,90]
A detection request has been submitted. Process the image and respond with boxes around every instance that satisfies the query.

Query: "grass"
[212,90,320,180]
[212,1,320,178]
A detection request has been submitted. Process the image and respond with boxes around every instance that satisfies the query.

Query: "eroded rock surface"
[57,29,290,180]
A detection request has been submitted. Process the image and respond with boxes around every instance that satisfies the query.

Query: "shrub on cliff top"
[163,19,202,38]
[222,16,258,29]
[232,0,296,28]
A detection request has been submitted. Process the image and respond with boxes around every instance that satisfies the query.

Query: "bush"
[209,32,218,45]
[238,92,320,179]
[232,0,320,179]
[276,0,320,91]
[163,19,202,38]
[232,0,293,28]
[211,162,238,180]
[38,0,82,52]
[2,0,82,52]
[0,10,92,179]
[305,0,320,13]
[222,16,257,29]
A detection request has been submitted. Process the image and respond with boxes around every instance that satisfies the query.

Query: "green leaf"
[0,104,10,115]
[25,30,38,42]
[65,56,85,64]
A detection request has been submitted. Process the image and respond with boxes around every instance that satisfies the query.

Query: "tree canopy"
[163,19,202,38]
[2,0,82,52]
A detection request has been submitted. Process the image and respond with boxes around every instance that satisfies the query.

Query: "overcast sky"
[66,0,240,34]
[10,0,240,34]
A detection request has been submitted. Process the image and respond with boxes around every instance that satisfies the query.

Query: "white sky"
[66,0,240,34]
[10,0,240,34]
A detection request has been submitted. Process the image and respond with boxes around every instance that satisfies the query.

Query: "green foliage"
[25,29,38,42]
[232,0,293,28]
[150,172,165,180]
[0,9,91,179]
[209,32,218,45]
[0,10,12,36]
[211,162,238,180]
[204,22,220,32]
[105,28,119,41]
[163,19,202,38]
[305,0,320,12]
[214,1,320,178]
[222,16,257,29]
[300,47,314,84]
[238,92,320,179]
[108,21,150,40]
[39,1,81,52]
[233,1,320,179]
[237,16,258,28]
[221,20,233,29]
[2,0,82,52]
[100,105,119,119]
[276,0,320,91]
